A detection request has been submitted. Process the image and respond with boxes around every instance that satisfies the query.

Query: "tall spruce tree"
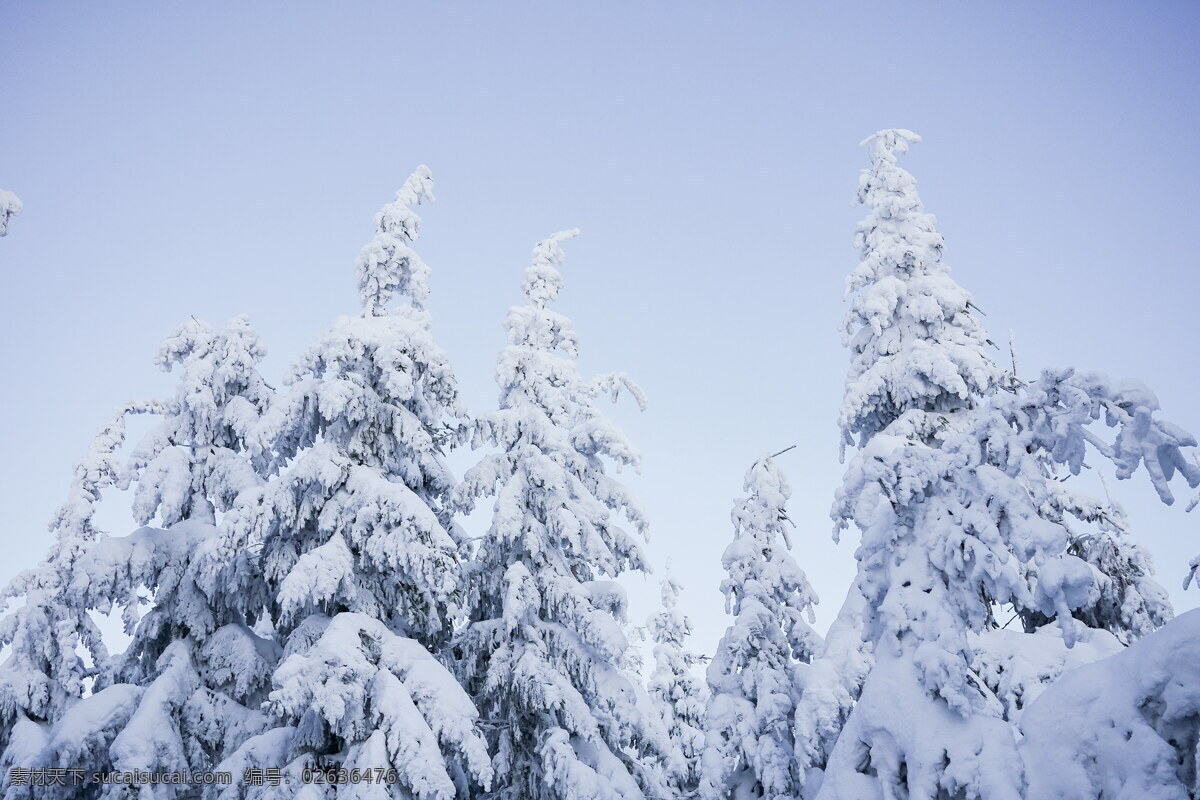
[451,230,668,800]
[815,130,1200,800]
[700,456,819,800]
[209,168,492,799]
[646,568,707,798]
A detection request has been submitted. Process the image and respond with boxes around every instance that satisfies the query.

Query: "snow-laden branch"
[0,189,21,236]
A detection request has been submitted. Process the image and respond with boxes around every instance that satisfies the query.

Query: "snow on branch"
[0,189,21,236]
[356,165,435,315]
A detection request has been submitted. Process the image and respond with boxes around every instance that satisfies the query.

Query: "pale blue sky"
[2,1,1199,655]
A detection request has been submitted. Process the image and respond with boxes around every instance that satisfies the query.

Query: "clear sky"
[2,1,1199,658]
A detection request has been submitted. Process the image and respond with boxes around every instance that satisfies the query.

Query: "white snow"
[1022,609,1200,799]
[0,189,20,236]
[2,136,1199,800]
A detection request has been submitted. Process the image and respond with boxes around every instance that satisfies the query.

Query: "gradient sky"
[2,1,1199,658]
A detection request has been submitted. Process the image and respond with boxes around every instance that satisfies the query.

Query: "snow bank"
[1021,609,1200,799]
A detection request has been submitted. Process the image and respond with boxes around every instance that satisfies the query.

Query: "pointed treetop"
[839,128,1002,444]
[356,165,435,316]
[522,228,580,308]
[724,453,820,633]
[659,559,682,609]
[376,164,435,238]
[735,455,794,546]
[859,128,922,163]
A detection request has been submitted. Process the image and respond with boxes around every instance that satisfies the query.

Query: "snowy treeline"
[3,134,1200,799]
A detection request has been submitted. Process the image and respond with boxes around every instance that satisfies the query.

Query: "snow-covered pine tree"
[646,567,707,798]
[211,167,492,800]
[0,188,20,236]
[2,316,276,800]
[816,130,1200,800]
[451,230,668,800]
[836,136,1185,656]
[816,128,1052,799]
[0,407,196,800]
[700,455,820,800]
[795,129,1001,792]
[0,404,149,793]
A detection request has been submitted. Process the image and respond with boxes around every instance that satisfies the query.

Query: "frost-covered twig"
[0,188,21,236]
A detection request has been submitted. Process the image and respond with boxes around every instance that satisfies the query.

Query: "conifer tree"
[1,316,275,800]
[0,408,140,780]
[451,230,667,800]
[210,168,492,799]
[700,456,819,800]
[646,568,707,798]
[816,130,1200,800]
